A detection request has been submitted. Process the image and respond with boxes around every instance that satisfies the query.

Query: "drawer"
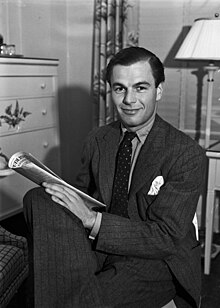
[0,128,61,220]
[0,76,55,98]
[1,128,60,169]
[0,98,57,136]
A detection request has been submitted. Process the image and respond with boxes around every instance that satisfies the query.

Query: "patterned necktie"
[110,131,136,217]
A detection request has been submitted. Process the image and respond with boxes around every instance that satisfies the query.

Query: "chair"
[0,225,29,308]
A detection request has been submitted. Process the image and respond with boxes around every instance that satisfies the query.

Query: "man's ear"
[156,83,163,101]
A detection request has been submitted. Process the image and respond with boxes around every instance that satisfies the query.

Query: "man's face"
[110,61,163,131]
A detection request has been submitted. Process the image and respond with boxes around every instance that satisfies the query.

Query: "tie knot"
[124,131,136,142]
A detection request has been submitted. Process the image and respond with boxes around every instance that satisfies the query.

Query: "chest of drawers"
[0,57,61,220]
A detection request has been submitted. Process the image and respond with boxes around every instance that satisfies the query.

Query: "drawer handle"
[42,109,47,115]
[43,142,49,148]
[41,83,46,89]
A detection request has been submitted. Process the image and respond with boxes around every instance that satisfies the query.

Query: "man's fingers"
[51,195,66,207]
[46,188,72,210]
[43,183,81,201]
[44,186,70,204]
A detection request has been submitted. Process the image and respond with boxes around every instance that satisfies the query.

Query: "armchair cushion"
[0,226,28,264]
[0,225,29,308]
[0,245,25,294]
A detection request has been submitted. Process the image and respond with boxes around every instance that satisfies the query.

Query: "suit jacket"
[75,115,206,307]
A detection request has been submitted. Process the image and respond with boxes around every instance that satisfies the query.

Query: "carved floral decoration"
[0,100,31,128]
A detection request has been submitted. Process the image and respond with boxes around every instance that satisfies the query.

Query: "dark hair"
[106,47,165,88]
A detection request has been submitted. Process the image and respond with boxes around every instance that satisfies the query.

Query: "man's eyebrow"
[134,81,151,87]
[112,81,151,87]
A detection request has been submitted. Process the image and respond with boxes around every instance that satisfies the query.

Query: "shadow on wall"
[58,86,93,184]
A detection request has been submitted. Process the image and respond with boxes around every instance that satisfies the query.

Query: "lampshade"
[175,17,220,61]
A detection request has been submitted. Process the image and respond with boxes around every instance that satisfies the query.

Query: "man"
[24,47,206,308]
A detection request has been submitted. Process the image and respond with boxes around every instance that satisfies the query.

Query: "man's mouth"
[122,109,139,115]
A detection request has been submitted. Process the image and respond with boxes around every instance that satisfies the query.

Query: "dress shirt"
[89,116,155,240]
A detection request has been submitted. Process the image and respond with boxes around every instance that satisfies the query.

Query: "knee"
[23,187,51,217]
[23,187,46,206]
[23,187,53,229]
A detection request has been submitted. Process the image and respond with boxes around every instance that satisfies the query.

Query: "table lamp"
[175,14,220,148]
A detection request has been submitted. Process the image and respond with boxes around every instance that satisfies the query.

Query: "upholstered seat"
[0,225,29,308]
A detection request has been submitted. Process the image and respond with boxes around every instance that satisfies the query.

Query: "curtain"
[92,0,140,127]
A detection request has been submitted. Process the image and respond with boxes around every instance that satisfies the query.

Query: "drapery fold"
[92,0,139,127]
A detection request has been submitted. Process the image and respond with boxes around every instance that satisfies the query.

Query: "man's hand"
[42,182,97,230]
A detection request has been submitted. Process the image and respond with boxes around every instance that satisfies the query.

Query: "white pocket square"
[148,176,164,195]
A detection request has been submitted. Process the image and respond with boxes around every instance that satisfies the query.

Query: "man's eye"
[114,87,125,93]
[136,86,147,92]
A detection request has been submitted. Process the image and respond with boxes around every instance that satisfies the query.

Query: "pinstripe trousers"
[23,187,176,308]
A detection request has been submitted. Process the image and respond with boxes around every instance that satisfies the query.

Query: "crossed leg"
[23,187,105,308]
[23,187,176,308]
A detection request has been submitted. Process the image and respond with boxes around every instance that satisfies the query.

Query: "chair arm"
[0,225,28,264]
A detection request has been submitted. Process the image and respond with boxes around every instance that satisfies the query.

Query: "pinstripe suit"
[24,115,206,307]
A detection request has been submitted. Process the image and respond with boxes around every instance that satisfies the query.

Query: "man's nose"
[123,89,136,104]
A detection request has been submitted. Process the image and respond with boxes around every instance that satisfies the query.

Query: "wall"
[0,0,94,183]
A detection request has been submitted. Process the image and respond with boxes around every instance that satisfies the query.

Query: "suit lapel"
[129,116,166,197]
[97,122,121,207]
